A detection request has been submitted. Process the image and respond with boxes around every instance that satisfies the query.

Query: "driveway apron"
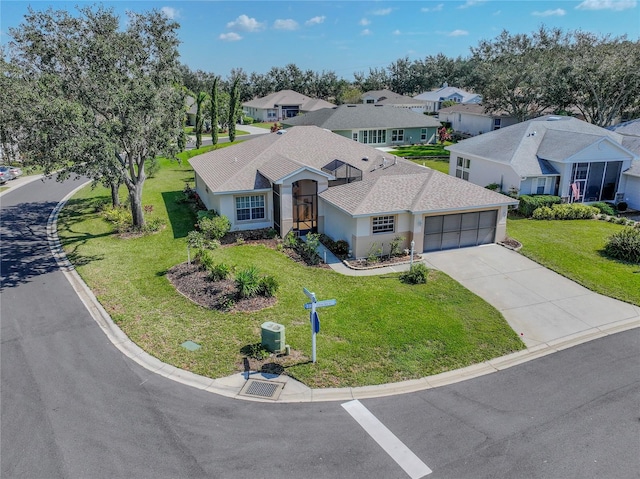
[422,244,640,348]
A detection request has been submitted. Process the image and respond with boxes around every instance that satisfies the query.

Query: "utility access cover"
[239,379,284,400]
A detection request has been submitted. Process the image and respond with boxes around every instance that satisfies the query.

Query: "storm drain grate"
[239,379,284,400]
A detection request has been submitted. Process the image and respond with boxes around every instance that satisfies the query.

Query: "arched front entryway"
[292,179,317,234]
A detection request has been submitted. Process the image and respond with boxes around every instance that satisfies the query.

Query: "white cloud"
[421,4,444,12]
[576,0,636,10]
[532,8,566,16]
[226,14,264,32]
[161,7,179,19]
[493,10,502,15]
[372,8,392,15]
[359,18,371,26]
[219,32,242,42]
[273,19,299,30]
[393,29,402,35]
[458,0,487,9]
[361,29,372,36]
[448,29,469,36]
[305,16,325,26]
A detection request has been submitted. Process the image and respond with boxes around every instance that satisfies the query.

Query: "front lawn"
[410,158,450,174]
[56,155,524,388]
[391,143,451,157]
[508,216,640,306]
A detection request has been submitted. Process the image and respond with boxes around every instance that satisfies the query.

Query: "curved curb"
[46,184,640,403]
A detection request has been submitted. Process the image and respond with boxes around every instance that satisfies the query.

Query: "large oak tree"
[8,5,184,228]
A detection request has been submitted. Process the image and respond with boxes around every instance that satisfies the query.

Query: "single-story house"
[281,104,442,146]
[361,89,427,113]
[608,119,640,209]
[438,104,519,136]
[189,126,518,257]
[445,115,639,207]
[242,90,335,122]
[414,85,482,113]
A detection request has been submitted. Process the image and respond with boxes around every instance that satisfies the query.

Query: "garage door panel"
[423,210,498,252]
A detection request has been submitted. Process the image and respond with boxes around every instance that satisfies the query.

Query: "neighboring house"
[281,104,441,146]
[242,90,335,122]
[438,104,519,137]
[414,85,482,113]
[608,118,640,209]
[361,89,427,113]
[185,95,197,126]
[189,126,517,257]
[445,116,639,207]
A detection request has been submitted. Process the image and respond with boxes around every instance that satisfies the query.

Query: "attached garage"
[423,210,498,252]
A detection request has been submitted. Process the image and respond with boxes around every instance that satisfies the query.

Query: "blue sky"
[2,1,638,79]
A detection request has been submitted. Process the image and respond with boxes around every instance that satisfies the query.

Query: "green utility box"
[261,321,285,353]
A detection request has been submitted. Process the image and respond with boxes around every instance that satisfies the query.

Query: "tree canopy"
[8,5,184,228]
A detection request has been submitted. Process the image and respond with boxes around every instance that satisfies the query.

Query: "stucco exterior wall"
[619,175,640,209]
[447,153,521,193]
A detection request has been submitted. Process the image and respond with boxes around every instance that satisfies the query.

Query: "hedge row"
[518,195,562,217]
[532,203,600,220]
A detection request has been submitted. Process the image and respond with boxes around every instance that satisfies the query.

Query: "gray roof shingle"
[447,116,629,177]
[282,104,441,130]
[242,90,335,111]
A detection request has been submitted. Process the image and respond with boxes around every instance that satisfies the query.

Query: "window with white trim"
[372,215,395,234]
[455,156,471,181]
[360,129,386,144]
[493,118,502,130]
[535,177,550,195]
[235,195,265,221]
[391,129,404,142]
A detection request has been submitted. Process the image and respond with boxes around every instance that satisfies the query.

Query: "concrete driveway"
[422,244,640,348]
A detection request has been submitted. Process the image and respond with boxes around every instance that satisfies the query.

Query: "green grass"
[251,122,276,129]
[391,143,452,157]
[410,158,450,174]
[508,216,640,306]
[56,156,524,388]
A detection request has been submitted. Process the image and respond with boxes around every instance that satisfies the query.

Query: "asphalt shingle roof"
[361,89,426,107]
[282,104,442,130]
[242,90,335,111]
[190,126,517,217]
[447,116,629,177]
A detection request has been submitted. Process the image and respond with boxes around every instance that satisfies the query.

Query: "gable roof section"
[283,104,441,130]
[242,90,335,111]
[447,116,631,177]
[438,103,513,118]
[361,89,426,107]
[414,86,481,104]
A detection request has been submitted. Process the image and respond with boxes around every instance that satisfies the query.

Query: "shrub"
[208,263,233,281]
[187,230,220,250]
[197,249,216,272]
[591,202,616,216]
[242,115,254,125]
[389,236,406,257]
[485,183,500,191]
[400,263,429,284]
[258,275,279,297]
[531,203,599,220]
[283,231,297,248]
[103,206,132,232]
[518,195,562,217]
[198,215,231,240]
[532,206,554,220]
[604,227,640,263]
[366,243,382,264]
[142,217,165,233]
[300,234,322,265]
[266,228,278,239]
[334,240,350,257]
[235,266,261,298]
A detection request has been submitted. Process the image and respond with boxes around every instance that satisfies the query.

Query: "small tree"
[210,77,219,145]
[228,76,240,142]
[194,91,208,149]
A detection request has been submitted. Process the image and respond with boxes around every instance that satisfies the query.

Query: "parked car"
[0,166,15,183]
[8,166,22,178]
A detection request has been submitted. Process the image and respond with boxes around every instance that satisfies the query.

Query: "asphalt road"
[1,176,639,479]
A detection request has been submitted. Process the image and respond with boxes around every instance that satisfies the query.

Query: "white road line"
[342,399,432,479]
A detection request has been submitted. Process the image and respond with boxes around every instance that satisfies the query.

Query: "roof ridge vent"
[547,116,562,121]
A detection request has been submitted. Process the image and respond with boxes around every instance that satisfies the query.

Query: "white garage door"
[423,210,497,252]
